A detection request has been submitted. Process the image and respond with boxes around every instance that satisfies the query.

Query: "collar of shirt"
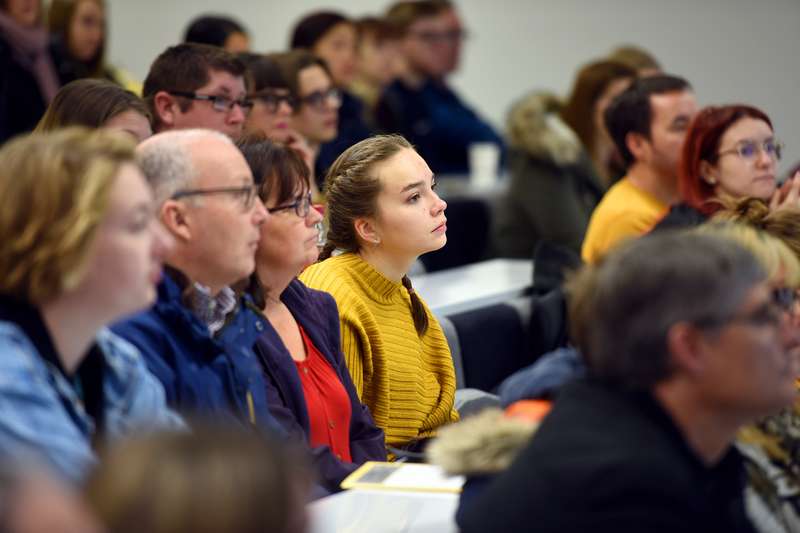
[189,283,237,335]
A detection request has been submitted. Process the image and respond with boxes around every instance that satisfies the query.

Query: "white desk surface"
[434,175,508,199]
[309,489,458,533]
[410,258,533,316]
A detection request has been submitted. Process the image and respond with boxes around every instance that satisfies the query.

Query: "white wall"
[107,0,800,168]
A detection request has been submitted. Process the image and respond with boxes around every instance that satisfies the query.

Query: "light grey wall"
[107,0,800,169]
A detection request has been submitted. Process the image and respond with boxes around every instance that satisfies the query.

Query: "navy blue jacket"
[254,279,386,492]
[315,90,374,188]
[112,272,281,434]
[375,78,504,175]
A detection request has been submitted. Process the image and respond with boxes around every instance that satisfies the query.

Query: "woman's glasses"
[267,193,313,217]
[717,139,783,161]
[297,88,342,112]
[251,91,297,113]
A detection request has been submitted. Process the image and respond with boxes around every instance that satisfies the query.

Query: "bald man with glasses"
[112,129,281,434]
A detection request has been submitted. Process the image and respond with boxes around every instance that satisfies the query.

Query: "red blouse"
[294,326,352,462]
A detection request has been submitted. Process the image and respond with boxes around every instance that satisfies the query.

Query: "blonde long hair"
[0,127,136,303]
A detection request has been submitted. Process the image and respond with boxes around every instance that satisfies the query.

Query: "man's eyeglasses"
[695,291,793,331]
[267,193,313,218]
[250,91,297,113]
[717,139,783,162]
[171,185,258,211]
[297,88,341,112]
[168,91,254,115]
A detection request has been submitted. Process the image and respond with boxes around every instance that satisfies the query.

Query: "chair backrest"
[531,240,582,295]
[448,300,529,392]
[528,287,570,362]
[437,314,466,389]
[420,197,491,272]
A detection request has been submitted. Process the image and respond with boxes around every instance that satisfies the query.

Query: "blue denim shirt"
[0,322,184,483]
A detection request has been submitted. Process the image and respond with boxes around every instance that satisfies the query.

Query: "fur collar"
[426,409,538,476]
[506,91,583,166]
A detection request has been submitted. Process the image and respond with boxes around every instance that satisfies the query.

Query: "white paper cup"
[469,142,500,189]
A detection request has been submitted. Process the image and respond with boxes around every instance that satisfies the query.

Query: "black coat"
[458,379,756,533]
[0,33,49,144]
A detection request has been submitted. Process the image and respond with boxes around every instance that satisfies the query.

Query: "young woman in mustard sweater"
[300,134,458,453]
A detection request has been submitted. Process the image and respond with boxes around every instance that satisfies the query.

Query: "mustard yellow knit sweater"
[300,253,459,448]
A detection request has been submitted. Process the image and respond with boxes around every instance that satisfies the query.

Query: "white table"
[410,258,533,316]
[309,489,458,533]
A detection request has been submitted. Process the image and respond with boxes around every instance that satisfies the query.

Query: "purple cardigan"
[253,279,386,492]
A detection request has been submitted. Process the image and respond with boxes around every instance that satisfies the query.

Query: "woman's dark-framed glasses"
[168,91,254,115]
[297,88,341,112]
[267,192,313,217]
[251,91,297,113]
[171,185,258,211]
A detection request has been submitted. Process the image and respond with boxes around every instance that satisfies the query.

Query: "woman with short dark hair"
[238,135,386,493]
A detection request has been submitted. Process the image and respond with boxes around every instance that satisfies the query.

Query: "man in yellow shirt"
[582,75,698,263]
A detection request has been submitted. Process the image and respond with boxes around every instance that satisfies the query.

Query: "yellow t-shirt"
[581,177,668,264]
[299,253,459,448]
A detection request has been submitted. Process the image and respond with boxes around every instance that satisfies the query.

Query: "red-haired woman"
[655,104,798,230]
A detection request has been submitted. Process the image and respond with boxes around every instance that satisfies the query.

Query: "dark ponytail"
[402,275,428,336]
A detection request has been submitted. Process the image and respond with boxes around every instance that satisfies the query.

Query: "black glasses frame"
[171,185,258,210]
[250,91,298,113]
[267,192,313,217]
[297,88,341,112]
[168,91,254,114]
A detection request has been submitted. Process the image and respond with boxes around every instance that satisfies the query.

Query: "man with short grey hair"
[460,230,799,533]
[112,129,280,432]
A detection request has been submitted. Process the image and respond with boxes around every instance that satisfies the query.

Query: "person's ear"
[160,200,192,242]
[626,131,650,163]
[665,321,707,377]
[699,160,719,186]
[153,91,178,128]
[354,217,381,246]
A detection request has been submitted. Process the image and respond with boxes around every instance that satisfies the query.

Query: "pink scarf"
[0,11,59,102]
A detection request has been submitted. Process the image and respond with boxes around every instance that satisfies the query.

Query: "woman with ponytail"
[300,134,458,454]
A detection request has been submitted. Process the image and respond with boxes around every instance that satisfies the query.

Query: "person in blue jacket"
[376,1,504,175]
[0,128,183,483]
[237,136,386,493]
[112,128,282,434]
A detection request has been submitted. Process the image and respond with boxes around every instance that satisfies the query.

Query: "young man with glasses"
[375,0,503,175]
[143,43,251,139]
[459,231,800,533]
[112,129,282,435]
